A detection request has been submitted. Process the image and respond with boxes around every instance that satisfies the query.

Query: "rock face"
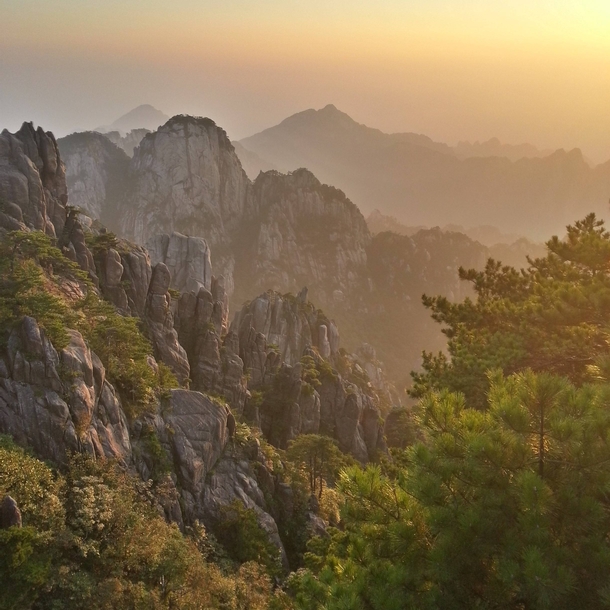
[147,232,213,294]
[0,496,22,529]
[58,132,131,224]
[174,278,246,406]
[235,169,370,307]
[96,115,373,310]
[0,123,68,236]
[0,121,296,566]
[0,317,132,465]
[0,123,97,280]
[145,263,190,383]
[103,128,150,157]
[232,289,339,373]
[119,116,248,294]
[230,291,386,461]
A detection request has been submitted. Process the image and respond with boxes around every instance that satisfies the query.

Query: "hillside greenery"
[291,215,610,609]
[5,215,610,608]
[0,230,176,418]
[0,436,291,610]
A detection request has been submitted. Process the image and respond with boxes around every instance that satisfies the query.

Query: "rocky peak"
[58,131,131,224]
[231,290,339,372]
[118,115,249,294]
[0,122,67,236]
[103,128,150,156]
[235,168,371,307]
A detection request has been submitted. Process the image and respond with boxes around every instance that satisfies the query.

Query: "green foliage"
[138,426,172,484]
[300,355,322,396]
[412,214,610,406]
[215,500,283,577]
[0,231,88,348]
[285,435,351,499]
[299,371,610,609]
[0,435,65,532]
[0,440,286,609]
[74,292,178,419]
[84,231,119,255]
[384,406,420,449]
[0,230,176,418]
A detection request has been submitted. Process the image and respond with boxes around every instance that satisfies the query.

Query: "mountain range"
[55,114,555,384]
[238,104,610,239]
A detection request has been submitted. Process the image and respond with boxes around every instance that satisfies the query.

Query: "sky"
[1,0,610,162]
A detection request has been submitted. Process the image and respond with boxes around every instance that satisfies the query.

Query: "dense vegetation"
[291,215,610,609]
[412,214,610,406]
[0,230,176,418]
[5,215,610,608]
[0,436,291,609]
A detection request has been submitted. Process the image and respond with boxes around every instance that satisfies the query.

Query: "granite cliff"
[59,114,525,385]
[0,121,396,569]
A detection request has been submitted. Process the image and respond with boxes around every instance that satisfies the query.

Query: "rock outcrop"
[0,121,295,566]
[232,289,339,374]
[0,317,132,465]
[0,123,98,280]
[235,169,370,307]
[0,496,22,529]
[103,128,150,157]
[76,115,372,311]
[230,291,386,461]
[144,262,190,383]
[147,232,213,294]
[0,122,67,236]
[58,132,131,225]
[119,116,248,294]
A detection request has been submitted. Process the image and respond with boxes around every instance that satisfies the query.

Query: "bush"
[215,500,283,577]
[76,292,178,419]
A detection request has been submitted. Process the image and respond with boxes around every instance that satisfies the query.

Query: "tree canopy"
[411,214,610,407]
[294,371,610,609]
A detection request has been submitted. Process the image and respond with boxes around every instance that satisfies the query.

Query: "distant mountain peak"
[96,104,170,135]
[320,103,341,114]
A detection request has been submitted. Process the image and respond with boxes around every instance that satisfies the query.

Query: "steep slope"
[0,122,398,577]
[119,116,249,293]
[116,115,373,311]
[58,131,131,223]
[61,114,535,386]
[233,168,370,307]
[240,106,610,238]
[0,122,323,567]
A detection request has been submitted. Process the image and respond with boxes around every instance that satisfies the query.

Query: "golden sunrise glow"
[2,0,610,160]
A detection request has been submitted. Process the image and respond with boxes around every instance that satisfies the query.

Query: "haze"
[2,0,610,162]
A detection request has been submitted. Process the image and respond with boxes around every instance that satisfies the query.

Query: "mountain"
[104,128,151,156]
[58,131,131,223]
[367,209,546,269]
[240,106,610,239]
[59,115,510,383]
[95,104,169,134]
[0,121,394,582]
[232,140,278,178]
[454,137,554,161]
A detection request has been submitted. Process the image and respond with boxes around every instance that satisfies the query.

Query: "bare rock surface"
[0,317,131,464]
[58,132,130,223]
[147,232,213,294]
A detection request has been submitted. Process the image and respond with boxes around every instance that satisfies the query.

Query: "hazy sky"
[2,0,610,161]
